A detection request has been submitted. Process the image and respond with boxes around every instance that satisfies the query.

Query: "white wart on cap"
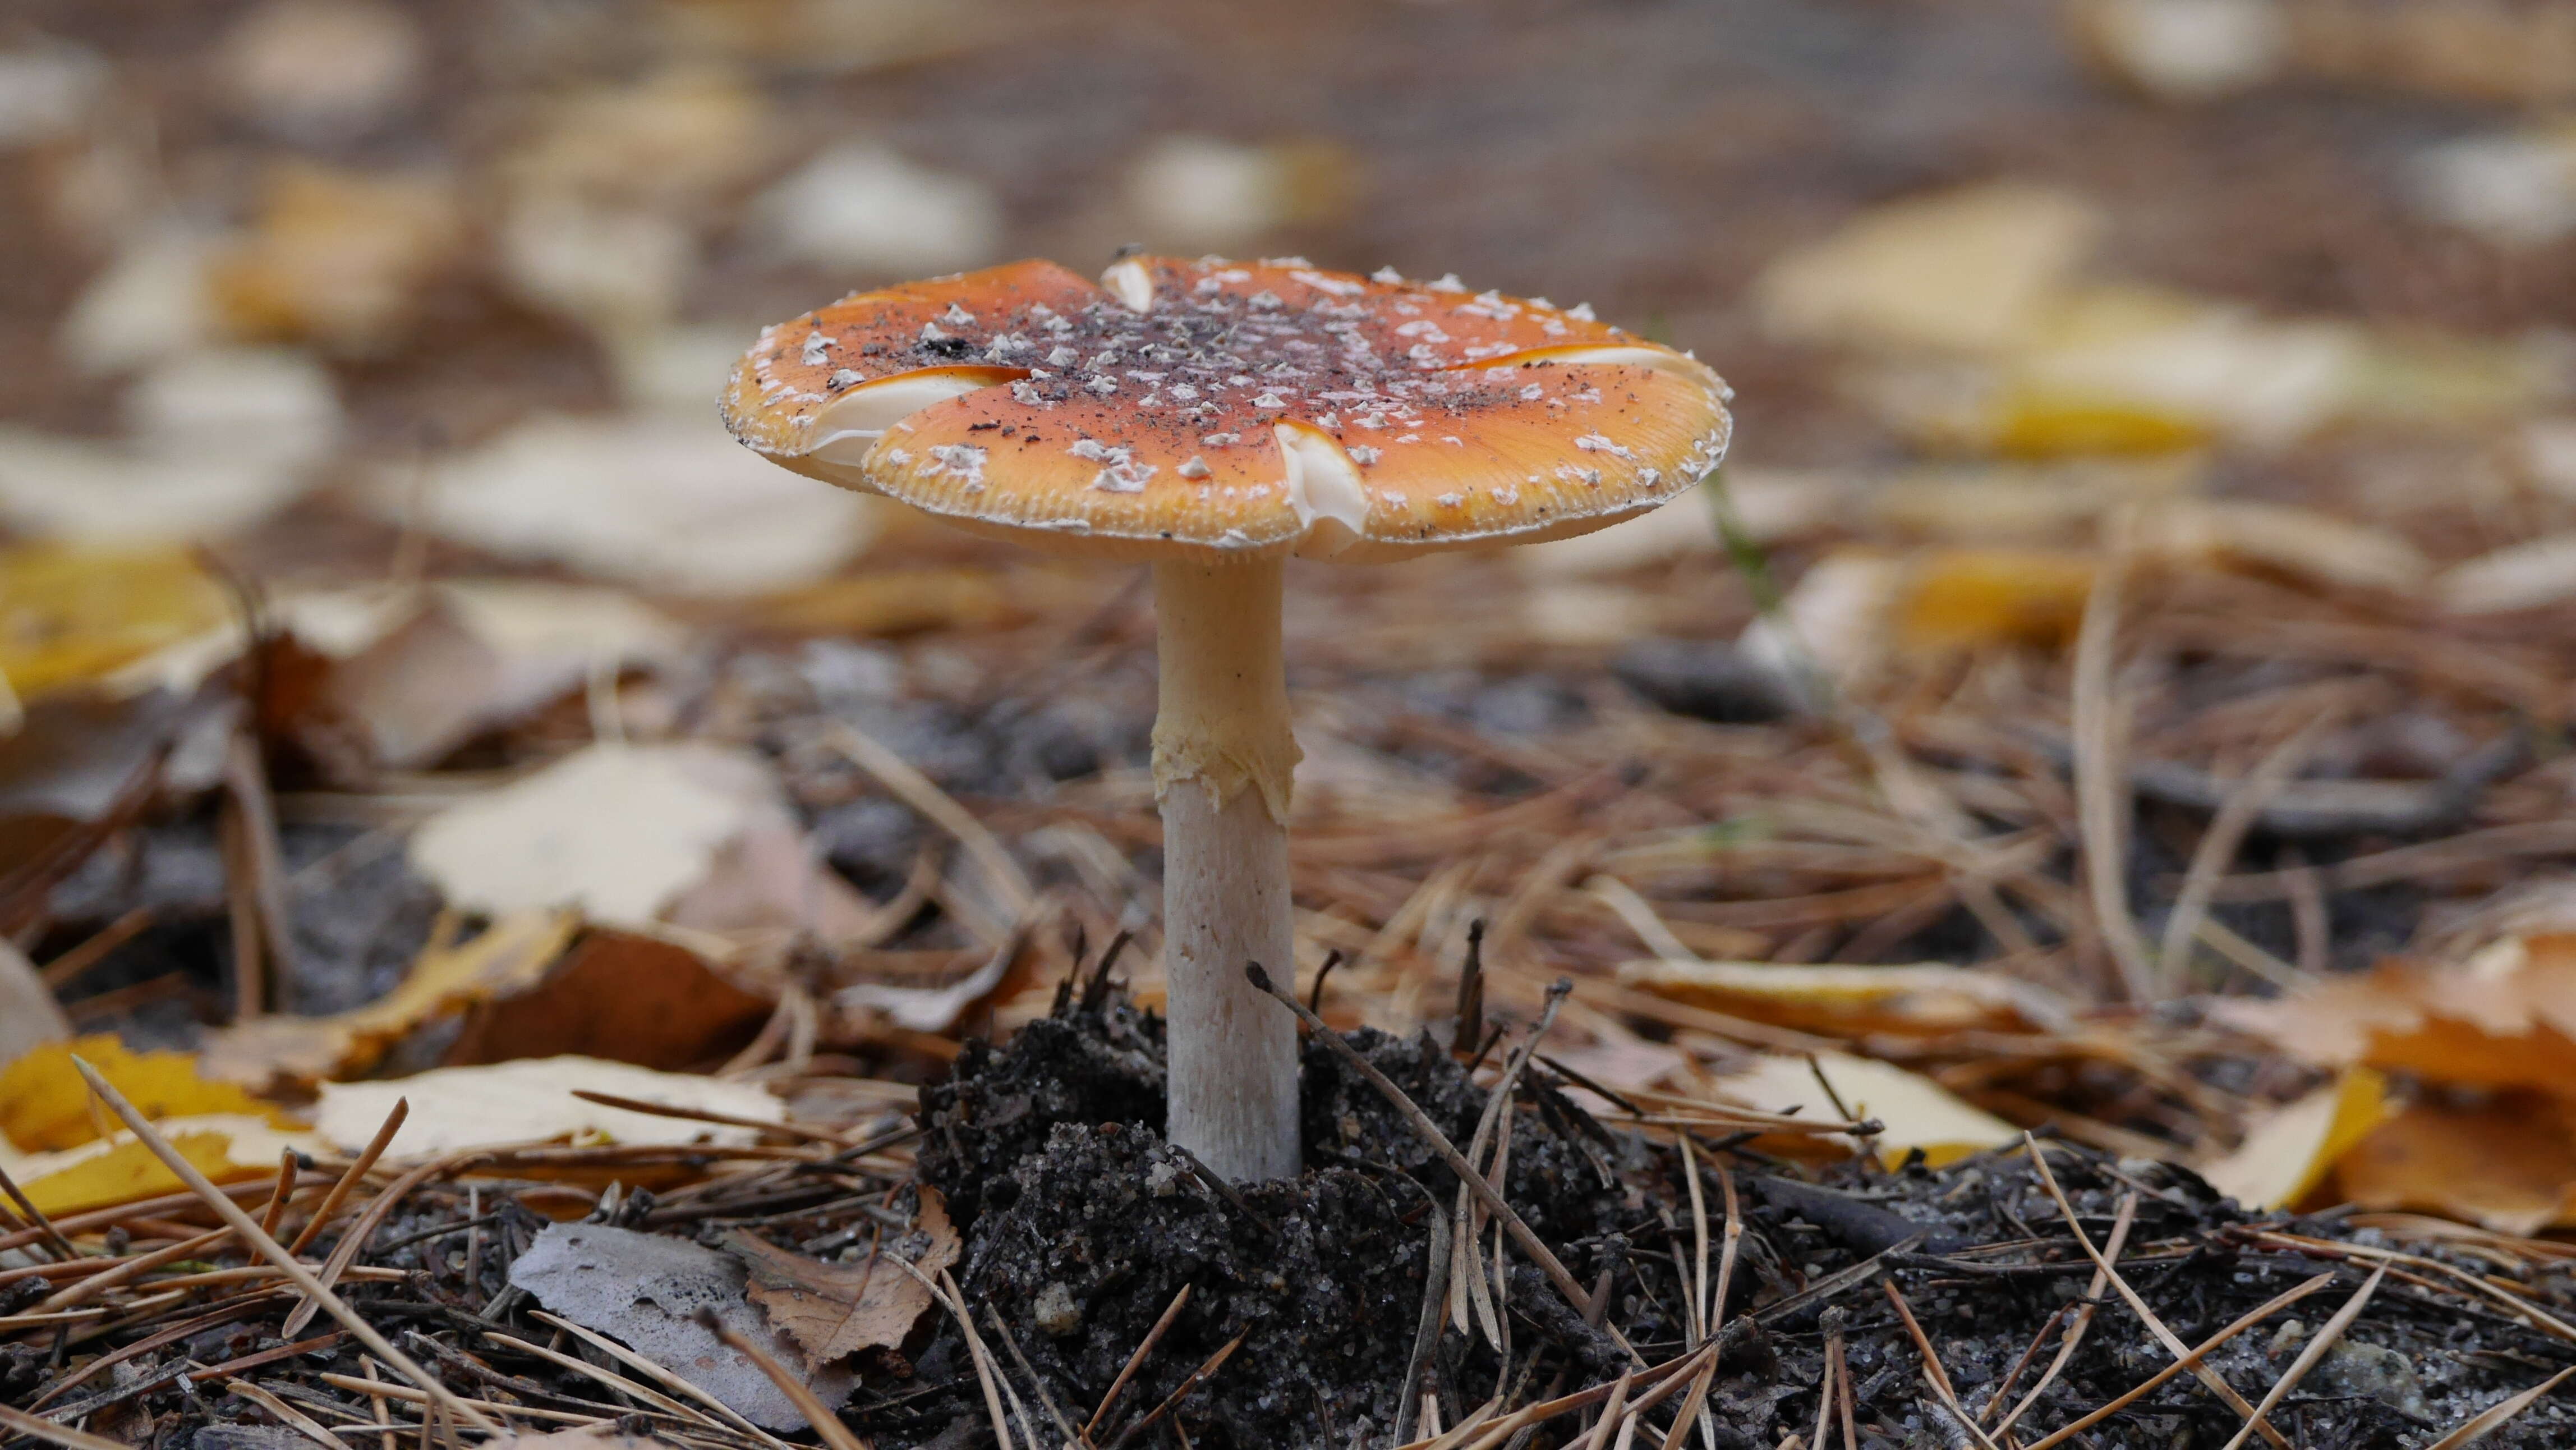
[722,256,1733,563]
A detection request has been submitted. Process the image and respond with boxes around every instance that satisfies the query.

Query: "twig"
[1882,1281,2000,1450]
[983,1301,1079,1449]
[63,1054,498,1433]
[0,1164,79,1261]
[287,1150,460,1338]
[0,1402,132,1450]
[1104,1333,1244,1450]
[2423,1365,2576,1449]
[882,1256,1012,1450]
[568,1090,848,1145]
[2218,1264,2387,1450]
[227,1378,348,1449]
[1085,1283,1190,1443]
[2158,712,2334,993]
[691,1308,867,1450]
[2070,553,2154,999]
[1990,1192,2138,1435]
[513,1315,793,1450]
[825,721,1033,915]
[2023,1137,2284,1448]
[1247,963,1626,1358]
[1398,1193,1452,1446]
[286,1099,409,1255]
[2018,1274,2335,1450]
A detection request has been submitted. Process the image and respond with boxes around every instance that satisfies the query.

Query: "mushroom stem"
[1151,554,1302,1183]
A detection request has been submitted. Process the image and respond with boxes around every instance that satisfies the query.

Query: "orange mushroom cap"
[721,255,1732,562]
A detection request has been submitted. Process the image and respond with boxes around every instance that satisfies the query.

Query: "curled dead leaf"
[729,1186,959,1365]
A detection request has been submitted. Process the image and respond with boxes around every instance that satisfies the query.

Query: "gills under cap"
[721,255,1733,563]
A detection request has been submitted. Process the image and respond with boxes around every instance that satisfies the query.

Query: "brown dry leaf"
[445,929,774,1071]
[206,162,462,355]
[1,1035,289,1152]
[729,1187,959,1364]
[2334,1095,2576,1236]
[752,568,1022,637]
[197,911,579,1089]
[2212,933,2576,1095]
[310,581,685,770]
[1620,957,2062,1036]
[2198,1068,2390,1212]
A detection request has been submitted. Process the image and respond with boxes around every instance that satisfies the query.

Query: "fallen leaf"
[1123,134,1353,253]
[5,1116,321,1217]
[2333,1094,2576,1236]
[1895,547,2100,651]
[728,1186,958,1364]
[2438,534,2576,615]
[2405,120,2576,247]
[0,36,108,147]
[752,568,1022,637]
[1754,182,2104,355]
[1714,1050,2021,1168]
[753,140,999,276]
[2069,0,2288,103]
[407,742,880,943]
[214,0,424,142]
[2132,498,2430,595]
[444,930,775,1072]
[2198,1069,2390,1212]
[198,911,581,1090]
[397,413,884,596]
[206,162,461,354]
[508,1221,852,1431]
[0,937,68,1071]
[0,543,232,701]
[1,1035,287,1152]
[1620,958,2062,1036]
[2212,933,2576,1096]
[311,1056,785,1157]
[312,581,686,769]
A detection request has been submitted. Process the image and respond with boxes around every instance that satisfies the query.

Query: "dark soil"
[889,994,2576,1449]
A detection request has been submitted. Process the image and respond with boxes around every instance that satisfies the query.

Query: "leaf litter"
[12,1,2576,1447]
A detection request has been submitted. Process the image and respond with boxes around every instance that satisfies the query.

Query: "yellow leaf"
[1896,548,2098,651]
[0,544,232,703]
[2198,1068,2390,1212]
[2333,1095,2576,1236]
[199,911,581,1090]
[1620,958,2059,1036]
[9,1116,323,1217]
[2211,933,2576,1096]
[1716,1050,2021,1168]
[18,1131,252,1217]
[0,1036,285,1153]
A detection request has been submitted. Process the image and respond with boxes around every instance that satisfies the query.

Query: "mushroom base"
[1160,778,1301,1183]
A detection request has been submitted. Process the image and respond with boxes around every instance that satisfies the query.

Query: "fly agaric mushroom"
[723,255,1731,1182]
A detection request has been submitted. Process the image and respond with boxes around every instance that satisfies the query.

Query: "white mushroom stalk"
[1151,554,1301,1182]
[721,254,1732,1182]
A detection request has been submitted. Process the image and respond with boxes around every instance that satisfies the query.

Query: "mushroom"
[723,255,1732,1182]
